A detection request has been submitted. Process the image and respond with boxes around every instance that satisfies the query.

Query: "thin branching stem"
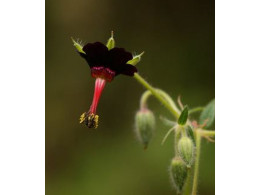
[134,72,214,195]
[198,129,215,137]
[140,90,152,109]
[140,89,179,113]
[134,73,180,118]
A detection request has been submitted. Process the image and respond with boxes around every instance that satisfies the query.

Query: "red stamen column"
[89,78,106,114]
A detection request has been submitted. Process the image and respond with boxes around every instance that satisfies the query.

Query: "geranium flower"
[72,32,143,128]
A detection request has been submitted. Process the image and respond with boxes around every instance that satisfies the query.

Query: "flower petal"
[116,64,138,76]
[81,42,109,67]
[108,48,133,68]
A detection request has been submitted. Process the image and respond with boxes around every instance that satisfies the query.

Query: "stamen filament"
[89,78,106,114]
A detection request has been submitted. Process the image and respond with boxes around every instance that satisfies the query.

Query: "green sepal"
[127,52,144,66]
[199,99,215,128]
[106,31,115,50]
[71,37,85,54]
[178,106,189,125]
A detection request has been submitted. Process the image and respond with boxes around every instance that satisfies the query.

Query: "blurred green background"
[46,0,215,194]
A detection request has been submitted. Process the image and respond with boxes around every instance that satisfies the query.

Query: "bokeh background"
[46,0,215,194]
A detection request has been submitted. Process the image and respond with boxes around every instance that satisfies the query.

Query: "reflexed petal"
[108,48,133,68]
[82,42,109,67]
[117,64,138,76]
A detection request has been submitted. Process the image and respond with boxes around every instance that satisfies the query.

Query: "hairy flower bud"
[169,157,188,193]
[135,109,155,149]
[178,137,195,167]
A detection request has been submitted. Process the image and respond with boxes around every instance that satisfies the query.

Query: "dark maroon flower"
[73,35,141,128]
[79,42,137,82]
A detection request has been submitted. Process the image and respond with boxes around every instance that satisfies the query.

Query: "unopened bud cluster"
[169,106,196,193]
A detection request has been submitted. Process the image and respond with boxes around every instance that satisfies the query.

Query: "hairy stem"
[134,73,180,118]
[157,89,180,113]
[174,128,180,154]
[140,90,152,109]
[183,169,192,195]
[199,129,215,137]
[140,89,179,112]
[192,132,201,195]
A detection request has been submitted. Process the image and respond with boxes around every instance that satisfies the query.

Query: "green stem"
[189,107,204,114]
[140,89,179,112]
[192,132,201,195]
[156,89,179,113]
[134,73,180,118]
[183,169,192,195]
[174,126,181,154]
[140,90,152,109]
[199,129,215,137]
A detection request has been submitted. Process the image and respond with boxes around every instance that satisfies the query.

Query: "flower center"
[91,67,116,82]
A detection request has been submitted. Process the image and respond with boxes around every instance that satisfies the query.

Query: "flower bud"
[178,137,195,167]
[106,31,115,50]
[127,52,145,66]
[135,109,155,149]
[169,157,188,193]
